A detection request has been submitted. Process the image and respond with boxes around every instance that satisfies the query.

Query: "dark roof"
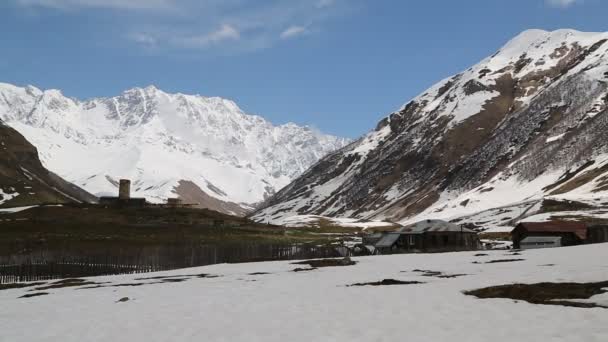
[516,221,587,240]
[399,219,477,234]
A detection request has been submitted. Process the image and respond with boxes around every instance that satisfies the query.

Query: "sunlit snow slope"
[254,29,608,224]
[0,84,349,215]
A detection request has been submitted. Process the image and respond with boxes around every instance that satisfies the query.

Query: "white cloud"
[129,32,158,46]
[14,0,177,10]
[174,24,240,48]
[14,0,360,54]
[280,26,309,40]
[545,0,581,8]
[316,0,335,8]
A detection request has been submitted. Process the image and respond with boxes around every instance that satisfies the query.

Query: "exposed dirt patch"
[161,278,188,283]
[134,273,219,281]
[412,269,468,279]
[293,267,317,273]
[474,259,525,264]
[465,281,608,309]
[19,292,49,298]
[0,282,46,291]
[197,274,221,278]
[292,257,356,268]
[474,253,489,257]
[248,272,271,276]
[540,198,594,212]
[348,279,424,287]
[33,278,100,290]
[108,283,147,288]
[437,274,468,279]
[79,273,221,289]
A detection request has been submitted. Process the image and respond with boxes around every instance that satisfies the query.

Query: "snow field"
[2,244,608,342]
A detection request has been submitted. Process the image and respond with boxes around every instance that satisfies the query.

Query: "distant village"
[98,179,193,209]
[97,180,608,256]
[356,218,608,255]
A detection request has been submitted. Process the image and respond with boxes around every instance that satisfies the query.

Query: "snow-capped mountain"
[254,29,608,225]
[0,84,349,215]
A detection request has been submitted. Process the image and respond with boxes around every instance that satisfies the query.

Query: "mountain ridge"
[0,83,350,215]
[253,28,608,226]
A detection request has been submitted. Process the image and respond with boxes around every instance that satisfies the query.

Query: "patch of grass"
[0,204,344,250]
[465,281,608,309]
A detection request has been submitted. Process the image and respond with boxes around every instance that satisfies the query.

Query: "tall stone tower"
[118,179,131,200]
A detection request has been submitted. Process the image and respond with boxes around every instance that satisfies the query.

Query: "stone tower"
[118,179,131,200]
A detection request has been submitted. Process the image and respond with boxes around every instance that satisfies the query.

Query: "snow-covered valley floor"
[2,244,608,342]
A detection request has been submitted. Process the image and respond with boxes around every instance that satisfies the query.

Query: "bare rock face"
[253,29,608,225]
[0,120,96,207]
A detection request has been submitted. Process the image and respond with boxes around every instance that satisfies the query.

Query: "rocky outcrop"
[0,120,96,207]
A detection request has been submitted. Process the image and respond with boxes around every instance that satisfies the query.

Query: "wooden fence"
[0,243,340,284]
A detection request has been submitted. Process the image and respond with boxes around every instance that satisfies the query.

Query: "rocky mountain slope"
[254,29,608,226]
[0,120,96,207]
[0,84,349,215]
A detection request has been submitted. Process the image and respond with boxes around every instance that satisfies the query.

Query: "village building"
[375,219,479,254]
[99,179,147,208]
[519,236,562,249]
[166,198,184,208]
[362,232,383,246]
[513,221,608,249]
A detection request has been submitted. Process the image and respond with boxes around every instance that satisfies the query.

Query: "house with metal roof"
[512,221,587,249]
[512,221,608,249]
[375,219,480,254]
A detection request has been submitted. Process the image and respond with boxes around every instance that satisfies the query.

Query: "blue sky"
[1,0,606,137]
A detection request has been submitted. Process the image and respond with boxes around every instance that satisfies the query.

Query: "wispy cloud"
[545,0,581,8]
[129,32,158,46]
[280,26,309,40]
[14,0,178,11]
[173,24,240,48]
[12,0,358,54]
[316,0,335,8]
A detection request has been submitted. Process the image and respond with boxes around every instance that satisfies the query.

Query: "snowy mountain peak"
[0,83,350,215]
[254,29,608,226]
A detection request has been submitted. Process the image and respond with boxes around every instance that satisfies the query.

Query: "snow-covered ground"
[2,244,608,342]
[0,188,19,205]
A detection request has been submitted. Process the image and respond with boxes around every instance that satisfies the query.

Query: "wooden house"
[375,219,479,254]
[512,221,587,249]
